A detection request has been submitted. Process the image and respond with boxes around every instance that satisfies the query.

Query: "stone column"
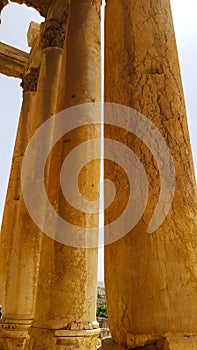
[28,0,101,349]
[0,22,42,314]
[0,17,64,350]
[0,75,35,310]
[0,70,41,350]
[104,0,197,349]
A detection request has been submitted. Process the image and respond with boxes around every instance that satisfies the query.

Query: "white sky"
[0,1,197,281]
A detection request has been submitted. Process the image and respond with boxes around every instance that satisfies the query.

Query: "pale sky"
[0,1,197,281]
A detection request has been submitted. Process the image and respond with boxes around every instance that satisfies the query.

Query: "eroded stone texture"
[27,329,101,350]
[104,0,197,348]
[0,90,37,314]
[164,336,197,350]
[0,31,42,323]
[27,21,40,48]
[0,75,40,350]
[100,337,127,349]
[28,0,101,349]
[0,29,42,317]
[100,337,197,350]
[21,67,39,91]
[41,0,69,49]
[0,11,63,350]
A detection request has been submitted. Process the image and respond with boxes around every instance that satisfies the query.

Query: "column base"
[28,328,101,350]
[0,318,32,350]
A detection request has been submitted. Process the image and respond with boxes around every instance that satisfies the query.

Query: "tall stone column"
[0,65,41,350]
[28,0,101,349]
[0,17,64,350]
[0,21,43,315]
[0,74,36,310]
[104,0,197,349]
[0,25,41,310]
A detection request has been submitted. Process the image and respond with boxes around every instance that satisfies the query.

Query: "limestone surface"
[27,0,102,348]
[105,0,197,347]
[0,42,29,78]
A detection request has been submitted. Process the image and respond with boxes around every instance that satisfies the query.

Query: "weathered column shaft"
[0,67,41,350]
[0,20,64,350]
[29,0,101,349]
[4,48,63,318]
[0,25,41,310]
[104,0,197,348]
[0,88,37,311]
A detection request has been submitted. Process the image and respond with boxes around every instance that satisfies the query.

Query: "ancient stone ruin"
[0,0,197,349]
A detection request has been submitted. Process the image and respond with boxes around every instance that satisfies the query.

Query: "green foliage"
[96,305,108,318]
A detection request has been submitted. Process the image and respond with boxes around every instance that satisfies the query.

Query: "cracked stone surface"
[104,0,197,347]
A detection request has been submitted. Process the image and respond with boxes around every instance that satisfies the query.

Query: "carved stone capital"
[41,19,65,49]
[41,2,69,49]
[21,68,40,92]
